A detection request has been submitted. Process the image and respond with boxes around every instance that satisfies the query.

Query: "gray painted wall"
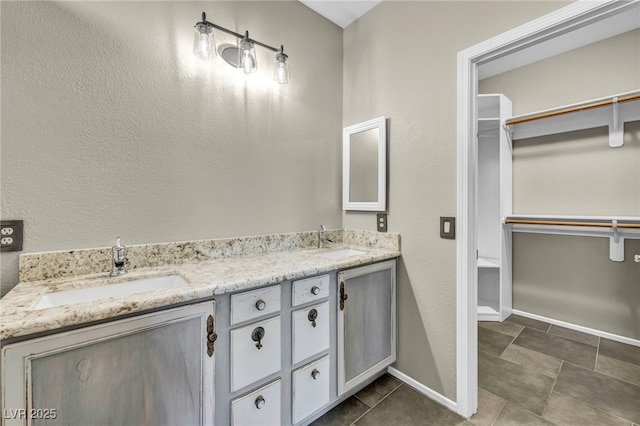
[480,29,640,339]
[342,1,570,400]
[0,1,343,295]
[6,0,630,407]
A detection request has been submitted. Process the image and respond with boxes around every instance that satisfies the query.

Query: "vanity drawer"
[231,284,281,325]
[292,301,330,364]
[231,379,281,426]
[231,316,281,392]
[292,274,329,307]
[292,356,330,424]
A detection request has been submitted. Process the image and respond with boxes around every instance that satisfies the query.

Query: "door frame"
[455,0,639,417]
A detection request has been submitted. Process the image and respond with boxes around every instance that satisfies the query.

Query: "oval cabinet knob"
[255,395,266,409]
[311,368,320,380]
[311,285,320,295]
[255,299,266,311]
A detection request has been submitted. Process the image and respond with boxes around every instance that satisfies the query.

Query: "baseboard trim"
[513,309,640,348]
[386,367,458,413]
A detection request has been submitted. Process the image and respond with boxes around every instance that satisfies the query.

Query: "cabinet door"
[337,260,396,396]
[230,316,281,392]
[230,379,281,426]
[292,301,330,364]
[292,356,330,424]
[2,302,215,426]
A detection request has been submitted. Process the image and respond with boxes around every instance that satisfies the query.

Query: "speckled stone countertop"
[1,229,400,341]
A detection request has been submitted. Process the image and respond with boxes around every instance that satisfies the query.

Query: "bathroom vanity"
[215,259,396,425]
[0,230,399,426]
[2,302,216,425]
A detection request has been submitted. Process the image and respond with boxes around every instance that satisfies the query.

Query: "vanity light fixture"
[193,12,290,84]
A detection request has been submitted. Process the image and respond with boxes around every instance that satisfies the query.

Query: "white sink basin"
[32,274,188,311]
[316,249,367,260]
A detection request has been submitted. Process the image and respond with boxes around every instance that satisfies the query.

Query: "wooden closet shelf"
[505,91,640,126]
[505,219,640,229]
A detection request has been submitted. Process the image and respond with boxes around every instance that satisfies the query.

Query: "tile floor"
[312,314,640,426]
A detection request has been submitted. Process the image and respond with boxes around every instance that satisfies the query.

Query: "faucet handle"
[110,237,126,276]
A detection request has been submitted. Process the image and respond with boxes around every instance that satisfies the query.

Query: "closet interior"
[476,90,640,342]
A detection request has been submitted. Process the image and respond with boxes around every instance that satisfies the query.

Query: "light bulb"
[238,34,257,73]
[274,50,290,84]
[194,23,215,61]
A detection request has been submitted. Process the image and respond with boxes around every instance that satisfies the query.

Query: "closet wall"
[479,29,640,340]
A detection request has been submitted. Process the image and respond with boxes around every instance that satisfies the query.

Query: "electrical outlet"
[0,220,23,252]
[377,214,388,232]
[635,254,640,263]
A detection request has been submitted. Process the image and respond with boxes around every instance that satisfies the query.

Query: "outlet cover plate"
[377,214,388,232]
[1,220,23,252]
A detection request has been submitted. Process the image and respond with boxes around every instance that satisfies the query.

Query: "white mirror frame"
[343,116,386,211]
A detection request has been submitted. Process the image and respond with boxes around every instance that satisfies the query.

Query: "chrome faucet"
[110,237,126,276]
[318,225,333,249]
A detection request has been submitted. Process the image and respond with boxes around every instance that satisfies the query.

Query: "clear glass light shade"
[193,24,215,60]
[273,53,290,84]
[238,38,257,73]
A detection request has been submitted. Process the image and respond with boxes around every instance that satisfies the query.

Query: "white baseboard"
[513,309,640,348]
[386,367,458,413]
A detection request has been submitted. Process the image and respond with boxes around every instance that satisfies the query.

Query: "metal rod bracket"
[609,97,624,148]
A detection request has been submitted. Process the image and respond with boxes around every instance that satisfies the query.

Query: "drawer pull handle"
[255,395,266,409]
[255,299,266,311]
[251,326,265,349]
[311,368,320,380]
[308,309,318,328]
[311,285,320,295]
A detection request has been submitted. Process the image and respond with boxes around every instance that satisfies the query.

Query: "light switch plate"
[440,217,455,239]
[377,214,387,232]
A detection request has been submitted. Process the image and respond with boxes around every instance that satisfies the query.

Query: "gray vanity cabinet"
[337,259,397,396]
[1,301,215,426]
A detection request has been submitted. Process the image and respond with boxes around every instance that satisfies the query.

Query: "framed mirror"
[343,116,386,211]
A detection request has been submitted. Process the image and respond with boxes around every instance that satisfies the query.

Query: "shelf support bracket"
[609,220,624,262]
[609,97,624,148]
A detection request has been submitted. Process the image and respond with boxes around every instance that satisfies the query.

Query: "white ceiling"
[299,0,382,28]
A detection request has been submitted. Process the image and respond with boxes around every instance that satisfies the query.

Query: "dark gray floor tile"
[513,327,597,369]
[493,403,555,426]
[311,396,369,426]
[478,351,555,416]
[354,374,402,408]
[478,326,514,356]
[500,344,562,378]
[505,314,550,332]
[596,355,640,386]
[479,320,524,337]
[548,325,599,346]
[554,362,640,424]
[354,385,465,426]
[599,338,640,366]
[469,388,505,426]
[543,392,631,426]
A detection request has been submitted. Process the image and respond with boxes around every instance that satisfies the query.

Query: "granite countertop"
[1,229,400,341]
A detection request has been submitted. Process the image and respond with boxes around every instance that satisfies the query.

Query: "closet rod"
[505,219,640,229]
[505,93,640,126]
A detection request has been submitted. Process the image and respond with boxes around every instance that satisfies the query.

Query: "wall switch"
[377,214,388,232]
[0,220,23,252]
[440,217,455,239]
[635,254,640,263]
